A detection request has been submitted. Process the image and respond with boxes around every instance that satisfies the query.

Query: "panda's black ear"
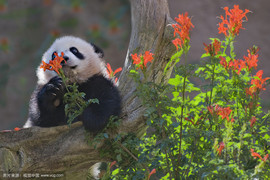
[91,43,104,58]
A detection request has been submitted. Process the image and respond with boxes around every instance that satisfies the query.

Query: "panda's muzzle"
[61,56,77,69]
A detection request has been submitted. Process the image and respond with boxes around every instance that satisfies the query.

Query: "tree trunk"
[0,0,176,179]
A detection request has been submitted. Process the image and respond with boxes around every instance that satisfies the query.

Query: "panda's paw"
[46,76,64,95]
[39,76,65,107]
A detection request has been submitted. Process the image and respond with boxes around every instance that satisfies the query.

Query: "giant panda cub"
[24,36,121,132]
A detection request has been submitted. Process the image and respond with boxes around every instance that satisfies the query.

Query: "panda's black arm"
[79,75,121,132]
[30,77,66,127]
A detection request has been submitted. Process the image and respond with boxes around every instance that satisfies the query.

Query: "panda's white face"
[37,36,105,85]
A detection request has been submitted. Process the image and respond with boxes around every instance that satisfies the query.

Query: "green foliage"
[64,83,99,125]
[58,69,99,126]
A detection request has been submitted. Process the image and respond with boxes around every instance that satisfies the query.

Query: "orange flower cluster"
[40,52,66,75]
[251,70,270,91]
[251,149,269,162]
[249,116,257,127]
[217,142,225,156]
[244,49,259,71]
[172,12,194,50]
[218,107,232,122]
[218,5,250,37]
[208,105,234,123]
[220,48,259,75]
[203,39,221,56]
[207,105,222,116]
[246,70,270,96]
[106,63,122,83]
[131,51,154,70]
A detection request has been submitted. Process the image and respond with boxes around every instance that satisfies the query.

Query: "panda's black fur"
[24,36,121,132]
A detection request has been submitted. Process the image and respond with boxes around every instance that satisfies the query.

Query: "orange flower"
[251,149,269,162]
[106,63,122,77]
[203,39,221,56]
[217,142,225,156]
[209,105,234,122]
[264,154,269,162]
[172,38,183,50]
[14,127,20,131]
[143,51,154,67]
[220,56,228,69]
[172,12,194,50]
[131,53,141,65]
[218,107,232,121]
[109,161,117,169]
[184,117,195,126]
[249,116,257,127]
[148,169,156,180]
[207,104,221,116]
[40,52,66,75]
[40,60,52,71]
[251,70,270,91]
[228,59,246,74]
[218,5,250,37]
[131,51,154,70]
[106,63,122,83]
[245,86,256,98]
[236,60,247,75]
[243,49,258,71]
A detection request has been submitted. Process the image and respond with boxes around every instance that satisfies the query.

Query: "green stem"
[209,57,216,106]
[178,49,188,171]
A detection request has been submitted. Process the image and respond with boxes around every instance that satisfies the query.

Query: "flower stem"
[209,57,216,105]
[178,48,188,170]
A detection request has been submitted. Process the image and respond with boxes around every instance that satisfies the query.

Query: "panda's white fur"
[37,36,107,85]
[24,36,121,131]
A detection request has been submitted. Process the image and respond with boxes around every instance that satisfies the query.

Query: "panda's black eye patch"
[70,47,84,60]
[51,51,57,60]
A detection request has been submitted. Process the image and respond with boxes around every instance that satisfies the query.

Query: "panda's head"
[37,36,105,85]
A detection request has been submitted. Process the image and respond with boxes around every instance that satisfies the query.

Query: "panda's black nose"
[63,56,69,61]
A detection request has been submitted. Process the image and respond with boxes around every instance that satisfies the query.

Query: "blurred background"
[0,0,269,130]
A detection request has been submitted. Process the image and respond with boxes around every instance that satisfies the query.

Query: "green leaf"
[201,53,210,58]
[168,75,181,86]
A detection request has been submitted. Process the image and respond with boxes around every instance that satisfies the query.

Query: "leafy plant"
[99,5,270,179]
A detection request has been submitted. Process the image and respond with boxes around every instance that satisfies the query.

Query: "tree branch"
[0,0,176,179]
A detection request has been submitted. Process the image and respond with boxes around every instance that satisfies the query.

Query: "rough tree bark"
[0,0,176,179]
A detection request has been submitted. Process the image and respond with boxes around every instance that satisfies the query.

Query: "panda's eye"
[70,47,84,59]
[51,51,57,60]
[70,47,78,54]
